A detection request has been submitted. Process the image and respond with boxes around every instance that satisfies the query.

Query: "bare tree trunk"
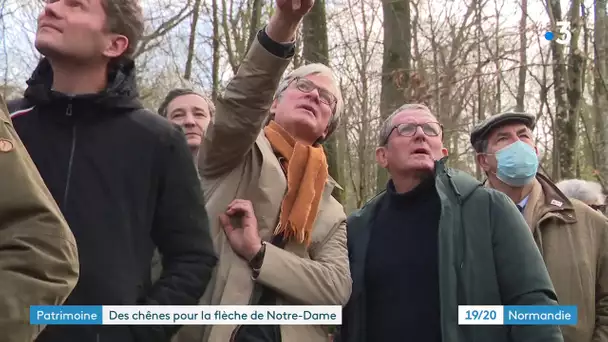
[303,0,329,65]
[377,0,411,192]
[184,0,202,80]
[516,0,527,111]
[562,0,583,179]
[594,0,608,180]
[211,0,220,101]
[547,0,576,179]
[302,0,344,203]
[221,0,239,74]
[246,0,262,51]
[293,34,303,69]
[474,0,484,179]
[493,1,501,112]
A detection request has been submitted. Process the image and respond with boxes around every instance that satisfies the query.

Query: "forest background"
[0,0,603,213]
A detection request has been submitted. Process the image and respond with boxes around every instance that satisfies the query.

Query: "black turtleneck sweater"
[365,176,442,342]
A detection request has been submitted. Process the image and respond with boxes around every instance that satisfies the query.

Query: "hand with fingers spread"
[219,199,263,261]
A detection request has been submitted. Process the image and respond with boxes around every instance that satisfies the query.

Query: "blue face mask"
[494,140,538,187]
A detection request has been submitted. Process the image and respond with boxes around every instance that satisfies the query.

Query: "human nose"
[304,87,321,103]
[183,112,196,126]
[412,125,426,138]
[41,1,62,20]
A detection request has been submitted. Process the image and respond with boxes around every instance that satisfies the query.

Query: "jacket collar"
[483,173,577,226]
[353,156,476,218]
[23,58,143,114]
[526,173,576,225]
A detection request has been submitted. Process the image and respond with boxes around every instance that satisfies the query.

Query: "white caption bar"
[102,305,341,325]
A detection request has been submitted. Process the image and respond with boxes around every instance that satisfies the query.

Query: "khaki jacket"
[174,37,352,342]
[0,95,79,341]
[522,174,608,342]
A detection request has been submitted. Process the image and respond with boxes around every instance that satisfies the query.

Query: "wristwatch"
[249,241,267,279]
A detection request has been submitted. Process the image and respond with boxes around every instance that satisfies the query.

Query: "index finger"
[226,201,255,217]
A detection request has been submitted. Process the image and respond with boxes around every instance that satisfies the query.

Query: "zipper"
[62,102,77,211]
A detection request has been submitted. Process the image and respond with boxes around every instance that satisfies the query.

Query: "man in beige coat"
[471,111,608,342]
[174,0,351,341]
[0,95,79,341]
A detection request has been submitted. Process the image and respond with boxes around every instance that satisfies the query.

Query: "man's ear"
[376,147,388,168]
[476,153,490,172]
[102,34,129,59]
[320,121,333,142]
[441,147,448,157]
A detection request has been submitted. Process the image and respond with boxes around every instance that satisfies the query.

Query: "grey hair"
[273,63,343,143]
[477,139,490,153]
[556,179,606,204]
[377,103,436,146]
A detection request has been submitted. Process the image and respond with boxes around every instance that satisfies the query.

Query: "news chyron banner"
[30,305,341,325]
[458,305,578,325]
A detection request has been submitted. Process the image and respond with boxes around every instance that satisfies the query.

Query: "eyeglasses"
[383,122,443,145]
[292,78,337,108]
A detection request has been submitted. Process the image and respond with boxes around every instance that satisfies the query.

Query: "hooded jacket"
[8,59,217,342]
[338,158,563,342]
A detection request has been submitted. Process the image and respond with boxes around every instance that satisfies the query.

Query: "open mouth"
[298,104,316,116]
[412,148,430,156]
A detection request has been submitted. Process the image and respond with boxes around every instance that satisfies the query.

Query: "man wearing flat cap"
[471,111,608,342]
[339,104,563,342]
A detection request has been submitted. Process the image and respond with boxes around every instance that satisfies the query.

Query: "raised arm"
[201,21,297,178]
[0,96,79,342]
[490,190,563,342]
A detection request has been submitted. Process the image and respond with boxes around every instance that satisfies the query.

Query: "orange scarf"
[263,120,328,246]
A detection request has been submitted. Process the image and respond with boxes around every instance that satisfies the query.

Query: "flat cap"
[470,111,536,152]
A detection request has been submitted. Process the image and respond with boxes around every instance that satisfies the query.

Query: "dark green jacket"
[338,159,563,342]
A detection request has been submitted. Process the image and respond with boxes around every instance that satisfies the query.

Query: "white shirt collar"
[518,195,529,208]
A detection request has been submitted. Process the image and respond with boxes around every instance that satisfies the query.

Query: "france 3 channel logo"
[544,21,571,45]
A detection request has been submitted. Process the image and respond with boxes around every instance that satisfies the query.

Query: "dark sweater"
[365,177,442,342]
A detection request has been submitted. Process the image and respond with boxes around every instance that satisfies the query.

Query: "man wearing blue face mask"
[471,111,608,342]
[338,104,563,342]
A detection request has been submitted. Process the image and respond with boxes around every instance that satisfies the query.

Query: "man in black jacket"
[7,0,217,341]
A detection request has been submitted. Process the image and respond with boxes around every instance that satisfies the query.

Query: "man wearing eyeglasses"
[471,111,608,342]
[339,104,563,342]
[173,1,351,340]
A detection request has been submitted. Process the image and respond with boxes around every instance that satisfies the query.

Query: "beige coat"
[174,36,352,342]
[522,174,608,342]
[0,95,79,341]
